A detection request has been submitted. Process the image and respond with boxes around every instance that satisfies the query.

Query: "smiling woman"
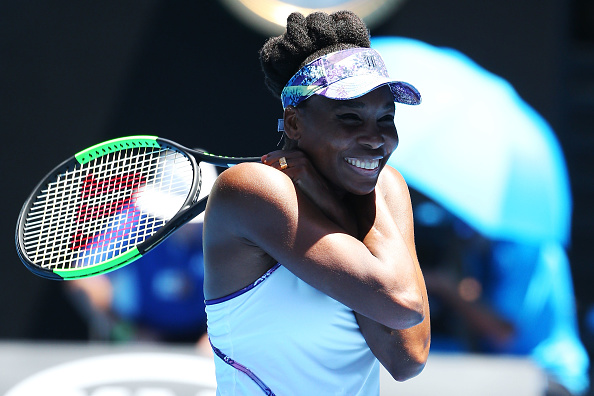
[203,10,430,395]
[279,88,399,195]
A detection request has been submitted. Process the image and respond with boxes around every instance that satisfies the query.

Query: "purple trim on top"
[205,263,281,305]
[210,338,276,396]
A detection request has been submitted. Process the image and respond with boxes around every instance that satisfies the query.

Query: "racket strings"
[22,147,195,271]
[25,148,145,266]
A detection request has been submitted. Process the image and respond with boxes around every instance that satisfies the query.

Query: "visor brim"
[315,75,421,105]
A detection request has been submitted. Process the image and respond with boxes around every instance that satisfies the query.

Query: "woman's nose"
[357,125,385,149]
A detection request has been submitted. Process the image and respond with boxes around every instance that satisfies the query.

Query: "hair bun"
[260,10,371,98]
[305,12,338,51]
[331,11,371,48]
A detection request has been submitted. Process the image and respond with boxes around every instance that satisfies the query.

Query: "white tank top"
[205,264,379,395]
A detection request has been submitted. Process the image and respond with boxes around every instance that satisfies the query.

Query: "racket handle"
[139,196,209,255]
[190,148,261,167]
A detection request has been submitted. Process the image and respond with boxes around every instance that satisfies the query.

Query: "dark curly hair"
[259,11,371,99]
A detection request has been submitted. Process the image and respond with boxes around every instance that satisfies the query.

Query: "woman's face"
[295,85,398,195]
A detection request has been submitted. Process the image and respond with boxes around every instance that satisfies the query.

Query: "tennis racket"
[15,135,260,280]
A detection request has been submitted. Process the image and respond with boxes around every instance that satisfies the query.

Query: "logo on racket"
[70,172,146,250]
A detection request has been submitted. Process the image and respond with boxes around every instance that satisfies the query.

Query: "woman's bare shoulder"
[204,162,298,233]
[203,162,290,299]
[378,164,410,198]
[210,162,295,202]
[377,165,415,234]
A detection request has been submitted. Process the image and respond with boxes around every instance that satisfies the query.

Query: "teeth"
[346,158,380,170]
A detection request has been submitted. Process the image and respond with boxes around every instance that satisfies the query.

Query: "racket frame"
[16,135,258,280]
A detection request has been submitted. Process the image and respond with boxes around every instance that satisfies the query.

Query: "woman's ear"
[283,106,301,141]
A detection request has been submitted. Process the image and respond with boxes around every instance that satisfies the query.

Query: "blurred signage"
[6,352,216,396]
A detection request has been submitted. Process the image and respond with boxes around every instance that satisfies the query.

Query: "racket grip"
[190,147,261,167]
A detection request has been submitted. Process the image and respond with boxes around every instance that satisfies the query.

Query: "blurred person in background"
[411,190,589,396]
[67,220,209,350]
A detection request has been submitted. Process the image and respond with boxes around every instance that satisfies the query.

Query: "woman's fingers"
[262,150,305,172]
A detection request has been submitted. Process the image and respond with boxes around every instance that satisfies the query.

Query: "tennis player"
[203,11,430,395]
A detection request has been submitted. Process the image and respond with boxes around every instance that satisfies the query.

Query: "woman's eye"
[337,113,362,122]
[379,115,395,123]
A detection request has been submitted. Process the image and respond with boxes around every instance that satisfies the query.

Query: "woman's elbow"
[389,358,427,382]
[385,292,425,330]
[386,320,431,381]
[387,344,430,382]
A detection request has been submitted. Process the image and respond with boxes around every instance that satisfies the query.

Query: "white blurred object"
[5,351,216,396]
[218,0,407,36]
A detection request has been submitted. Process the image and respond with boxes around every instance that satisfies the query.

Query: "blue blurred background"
[2,1,593,395]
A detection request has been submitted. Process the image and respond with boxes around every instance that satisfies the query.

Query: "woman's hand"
[262,150,357,235]
[262,150,321,193]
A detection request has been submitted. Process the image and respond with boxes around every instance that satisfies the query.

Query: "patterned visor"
[281,48,421,109]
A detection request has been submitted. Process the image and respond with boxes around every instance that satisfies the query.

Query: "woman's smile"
[344,156,381,171]
[289,86,398,195]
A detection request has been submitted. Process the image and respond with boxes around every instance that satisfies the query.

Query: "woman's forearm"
[351,191,426,328]
[355,310,430,381]
[354,239,431,381]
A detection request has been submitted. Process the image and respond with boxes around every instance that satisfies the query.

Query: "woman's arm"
[205,161,424,330]
[354,261,430,381]
[355,310,430,381]
[350,166,430,380]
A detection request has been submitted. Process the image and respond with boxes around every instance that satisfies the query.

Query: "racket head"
[16,136,202,280]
